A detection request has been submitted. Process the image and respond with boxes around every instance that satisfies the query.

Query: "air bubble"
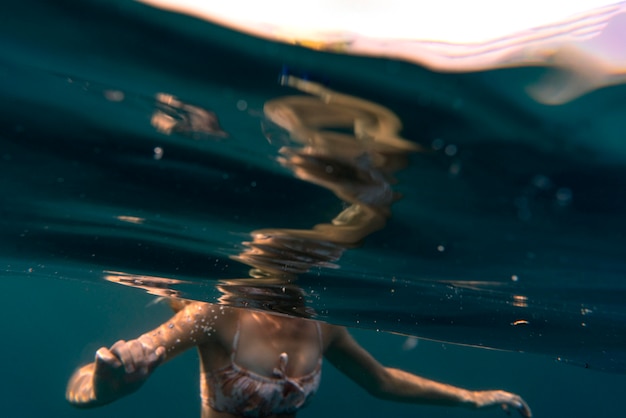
[402,337,418,351]
[236,100,248,111]
[531,174,552,190]
[431,138,444,150]
[444,144,457,156]
[449,162,461,176]
[555,187,573,206]
[103,90,125,102]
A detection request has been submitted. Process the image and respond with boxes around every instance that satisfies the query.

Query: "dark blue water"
[1,1,626,417]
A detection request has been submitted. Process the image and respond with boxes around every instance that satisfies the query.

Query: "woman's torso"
[197,308,326,418]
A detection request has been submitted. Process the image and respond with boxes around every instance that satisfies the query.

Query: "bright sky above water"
[137,0,619,43]
[136,0,626,104]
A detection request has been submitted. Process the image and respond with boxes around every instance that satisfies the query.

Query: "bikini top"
[203,318,323,418]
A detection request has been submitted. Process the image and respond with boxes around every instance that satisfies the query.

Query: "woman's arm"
[66,301,217,408]
[324,326,531,417]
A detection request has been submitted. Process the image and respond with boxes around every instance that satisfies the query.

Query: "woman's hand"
[91,340,166,404]
[472,390,532,417]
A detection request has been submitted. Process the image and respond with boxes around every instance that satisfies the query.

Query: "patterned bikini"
[203,318,323,417]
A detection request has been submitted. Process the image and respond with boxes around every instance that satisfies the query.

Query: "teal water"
[1,1,626,417]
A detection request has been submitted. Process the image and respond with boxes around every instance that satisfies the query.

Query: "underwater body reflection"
[2,0,626,377]
[88,69,626,376]
[67,77,531,418]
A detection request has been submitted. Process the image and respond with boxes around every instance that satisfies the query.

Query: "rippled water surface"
[2,1,626,418]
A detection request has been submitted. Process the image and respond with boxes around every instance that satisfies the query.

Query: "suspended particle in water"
[555,187,573,206]
[117,215,145,224]
[449,161,462,176]
[511,274,519,282]
[236,99,248,111]
[153,146,164,160]
[531,174,552,190]
[402,337,419,351]
[437,245,445,252]
[511,294,528,308]
[103,90,125,102]
[431,138,445,150]
[444,144,458,156]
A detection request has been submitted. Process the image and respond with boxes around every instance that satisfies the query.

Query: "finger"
[95,347,122,370]
[109,340,129,354]
[509,395,531,418]
[517,399,532,418]
[127,340,149,374]
[110,340,137,374]
[150,346,167,368]
[502,396,531,418]
[136,344,166,374]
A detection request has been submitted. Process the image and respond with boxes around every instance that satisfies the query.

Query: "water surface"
[1,1,626,417]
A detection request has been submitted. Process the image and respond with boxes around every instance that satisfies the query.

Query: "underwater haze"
[1,1,626,417]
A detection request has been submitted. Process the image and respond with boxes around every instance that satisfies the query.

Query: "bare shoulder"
[197,303,238,328]
[194,304,240,349]
[319,322,350,350]
[171,301,239,340]
[174,301,237,322]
